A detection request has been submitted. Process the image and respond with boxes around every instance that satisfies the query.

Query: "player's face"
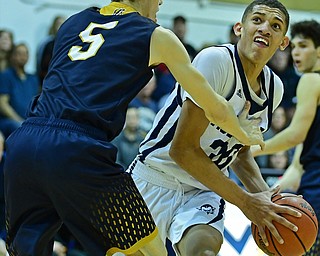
[291,35,319,73]
[235,5,289,65]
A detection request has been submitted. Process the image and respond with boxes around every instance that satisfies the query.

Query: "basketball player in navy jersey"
[129,1,302,255]
[3,0,266,255]
[253,19,320,255]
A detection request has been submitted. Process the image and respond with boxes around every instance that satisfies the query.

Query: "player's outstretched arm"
[149,26,263,147]
[252,73,320,156]
[274,144,304,192]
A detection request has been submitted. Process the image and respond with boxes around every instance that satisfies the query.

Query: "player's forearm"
[190,87,250,145]
[172,67,251,145]
[169,145,250,208]
[277,165,303,192]
[206,99,250,144]
[0,104,23,122]
[261,129,300,156]
[233,165,269,193]
[276,145,304,191]
[231,153,269,193]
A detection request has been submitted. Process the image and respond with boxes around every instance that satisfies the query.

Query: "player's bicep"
[149,27,190,67]
[171,99,209,150]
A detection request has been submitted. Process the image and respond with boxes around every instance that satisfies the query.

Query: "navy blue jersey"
[300,72,320,170]
[300,105,320,171]
[296,72,320,255]
[28,6,158,140]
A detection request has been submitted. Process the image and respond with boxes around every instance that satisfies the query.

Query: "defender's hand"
[238,101,265,149]
[250,144,262,157]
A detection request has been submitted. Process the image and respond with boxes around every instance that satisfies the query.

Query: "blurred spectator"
[137,106,157,133]
[267,47,301,120]
[264,106,288,139]
[36,15,66,84]
[263,150,289,189]
[131,75,158,131]
[255,106,288,168]
[152,63,176,105]
[172,15,197,60]
[112,107,146,169]
[0,29,14,72]
[0,43,40,138]
[130,74,158,114]
[228,24,239,44]
[152,15,197,106]
[268,150,289,170]
[0,131,6,255]
[0,131,5,228]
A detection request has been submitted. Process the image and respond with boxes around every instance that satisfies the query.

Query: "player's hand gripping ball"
[251,193,318,256]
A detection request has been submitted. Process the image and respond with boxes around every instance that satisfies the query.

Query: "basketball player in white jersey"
[128,0,301,255]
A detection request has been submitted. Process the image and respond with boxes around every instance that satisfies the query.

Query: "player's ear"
[279,36,289,51]
[233,22,242,37]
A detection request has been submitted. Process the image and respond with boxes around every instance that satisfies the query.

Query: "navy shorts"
[4,117,158,256]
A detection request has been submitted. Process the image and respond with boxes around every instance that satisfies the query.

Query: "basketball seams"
[267,228,283,256]
[292,229,307,253]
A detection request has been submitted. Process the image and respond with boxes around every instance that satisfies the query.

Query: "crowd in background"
[0,11,302,256]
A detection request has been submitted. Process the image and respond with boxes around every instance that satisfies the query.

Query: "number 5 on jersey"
[68,21,118,61]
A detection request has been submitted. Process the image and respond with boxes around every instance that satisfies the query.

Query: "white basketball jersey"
[133,44,283,190]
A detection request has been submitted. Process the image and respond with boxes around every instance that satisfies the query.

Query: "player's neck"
[118,1,141,14]
[236,46,265,83]
[243,62,264,93]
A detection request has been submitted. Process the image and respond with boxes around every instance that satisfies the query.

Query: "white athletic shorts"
[130,160,226,255]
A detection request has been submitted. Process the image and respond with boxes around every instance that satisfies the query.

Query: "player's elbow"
[169,144,182,164]
[286,127,306,146]
[287,135,304,146]
[204,100,230,125]
[169,143,187,167]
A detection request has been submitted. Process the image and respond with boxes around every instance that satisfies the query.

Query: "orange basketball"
[251,193,318,256]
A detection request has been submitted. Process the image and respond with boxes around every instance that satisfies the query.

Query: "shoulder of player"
[196,45,231,59]
[152,26,177,43]
[299,72,320,86]
[193,45,233,69]
[300,72,320,81]
[296,72,320,93]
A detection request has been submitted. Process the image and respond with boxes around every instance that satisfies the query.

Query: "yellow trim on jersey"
[100,2,138,16]
[106,227,159,256]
